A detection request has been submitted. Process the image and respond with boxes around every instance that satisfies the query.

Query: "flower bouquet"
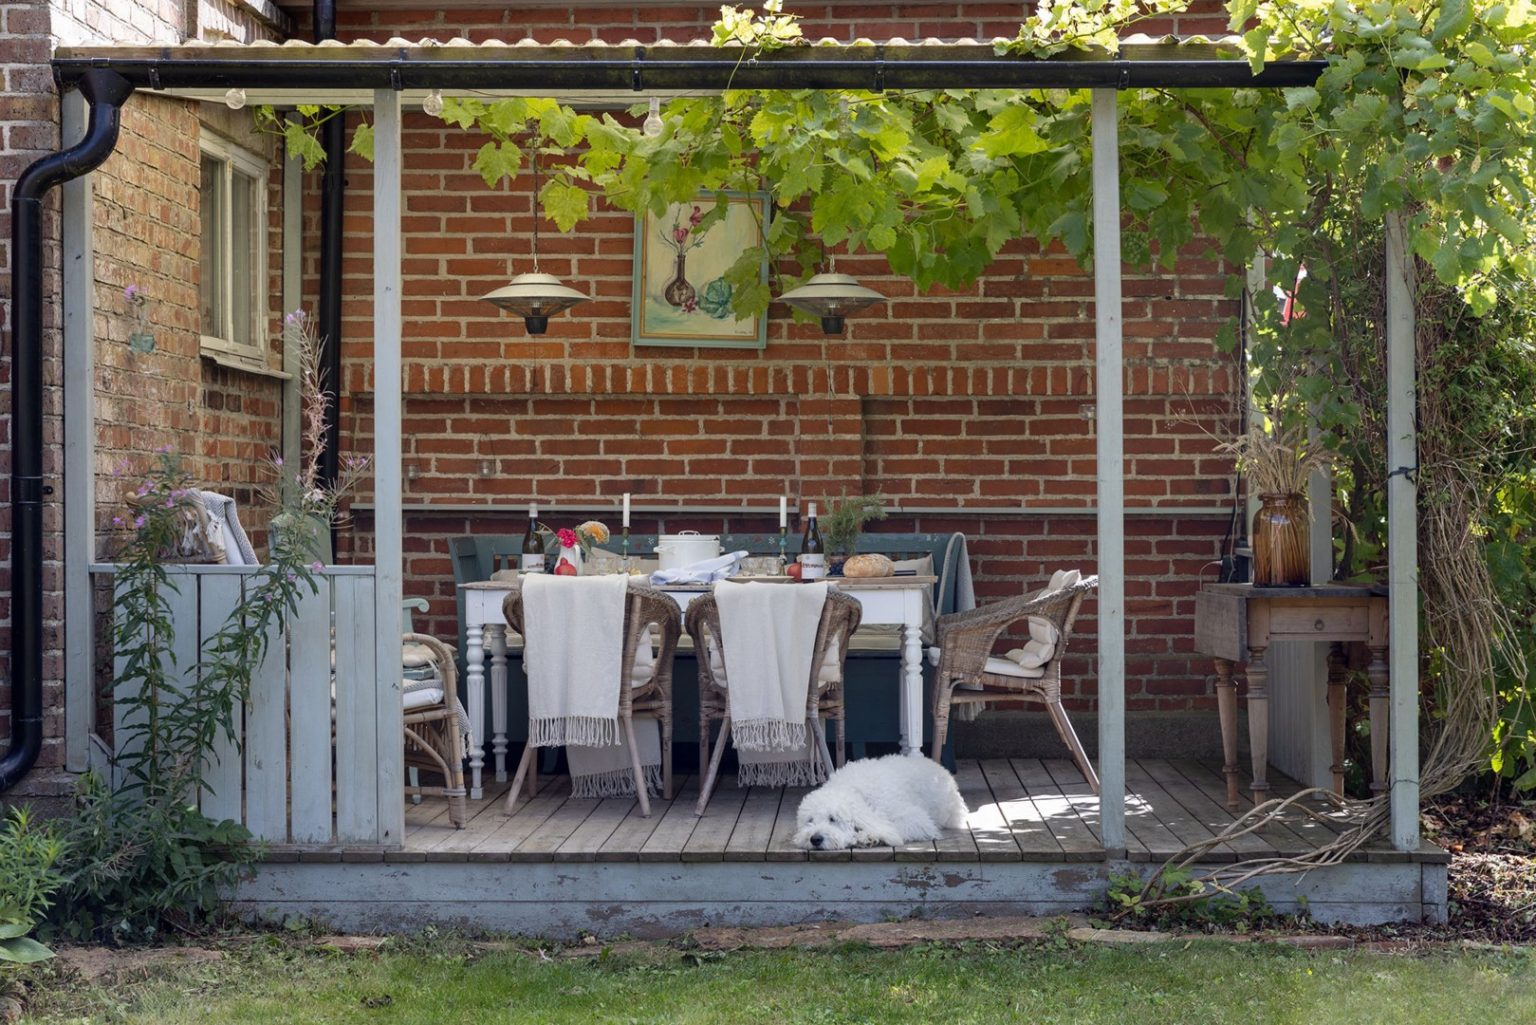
[550,520,610,575]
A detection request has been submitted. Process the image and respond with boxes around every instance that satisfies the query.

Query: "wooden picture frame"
[631,192,769,349]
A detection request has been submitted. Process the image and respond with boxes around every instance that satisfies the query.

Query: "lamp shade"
[777,273,885,334]
[481,272,589,334]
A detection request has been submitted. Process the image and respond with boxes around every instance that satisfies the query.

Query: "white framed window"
[199,133,269,363]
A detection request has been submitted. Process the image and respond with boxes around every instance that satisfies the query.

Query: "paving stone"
[314,935,390,954]
[1067,927,1175,945]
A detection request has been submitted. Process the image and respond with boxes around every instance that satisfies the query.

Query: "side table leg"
[1327,643,1348,798]
[1367,644,1389,795]
[489,625,509,782]
[1246,645,1271,805]
[465,623,486,801]
[1214,658,1240,810]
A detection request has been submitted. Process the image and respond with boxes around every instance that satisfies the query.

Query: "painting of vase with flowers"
[631,192,768,349]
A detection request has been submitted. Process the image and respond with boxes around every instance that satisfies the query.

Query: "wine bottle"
[521,503,545,573]
[798,502,826,581]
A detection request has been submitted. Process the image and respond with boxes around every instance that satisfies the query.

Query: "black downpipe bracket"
[315,0,344,515]
[2,68,134,793]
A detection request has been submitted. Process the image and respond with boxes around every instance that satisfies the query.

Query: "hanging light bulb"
[480,156,590,334]
[422,89,444,117]
[642,96,665,138]
[224,87,247,110]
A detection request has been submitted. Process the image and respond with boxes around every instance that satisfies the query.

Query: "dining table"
[456,575,936,799]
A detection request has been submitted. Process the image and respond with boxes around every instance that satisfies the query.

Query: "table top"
[460,575,937,592]
[1200,582,1388,599]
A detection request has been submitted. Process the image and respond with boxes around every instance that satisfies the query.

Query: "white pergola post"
[1384,213,1420,852]
[371,88,406,844]
[1091,88,1127,855]
[62,87,97,773]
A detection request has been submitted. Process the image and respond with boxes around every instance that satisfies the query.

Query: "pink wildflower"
[689,205,703,226]
[133,515,145,529]
[310,560,324,573]
[556,527,578,549]
[672,226,690,245]
[111,515,124,526]
[124,284,139,301]
[273,455,284,467]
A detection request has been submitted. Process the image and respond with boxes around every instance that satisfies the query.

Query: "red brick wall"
[311,0,1246,717]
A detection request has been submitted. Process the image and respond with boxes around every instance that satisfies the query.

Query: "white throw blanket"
[195,489,259,565]
[521,574,629,748]
[564,625,662,798]
[649,551,748,586]
[716,581,828,786]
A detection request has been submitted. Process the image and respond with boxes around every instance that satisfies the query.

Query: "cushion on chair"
[1004,637,1056,669]
[403,686,446,710]
[982,655,1046,680]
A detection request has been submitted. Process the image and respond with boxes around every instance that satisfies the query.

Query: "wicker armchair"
[401,632,469,828]
[929,575,1100,793]
[502,583,680,817]
[688,589,862,815]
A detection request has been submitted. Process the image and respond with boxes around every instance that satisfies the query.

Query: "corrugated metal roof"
[52,35,1325,94]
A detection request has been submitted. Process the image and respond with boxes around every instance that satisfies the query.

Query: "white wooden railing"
[90,564,397,846]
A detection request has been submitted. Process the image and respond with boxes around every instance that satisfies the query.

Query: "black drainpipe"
[315,0,344,515]
[1,68,134,793]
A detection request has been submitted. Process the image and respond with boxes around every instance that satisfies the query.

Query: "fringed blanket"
[716,580,828,787]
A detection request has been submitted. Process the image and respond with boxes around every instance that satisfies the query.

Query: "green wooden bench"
[448,530,969,759]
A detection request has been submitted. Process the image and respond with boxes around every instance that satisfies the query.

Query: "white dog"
[793,754,968,850]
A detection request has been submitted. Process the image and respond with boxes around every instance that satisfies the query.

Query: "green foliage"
[0,807,65,964]
[46,773,255,945]
[820,495,888,556]
[1106,867,1285,932]
[1488,473,1536,790]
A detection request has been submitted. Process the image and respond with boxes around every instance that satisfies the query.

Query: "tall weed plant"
[46,311,366,942]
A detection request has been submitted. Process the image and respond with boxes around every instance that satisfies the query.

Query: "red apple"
[786,561,803,581]
[554,559,578,576]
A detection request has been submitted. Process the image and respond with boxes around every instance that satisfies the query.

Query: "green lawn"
[26,937,1536,1025]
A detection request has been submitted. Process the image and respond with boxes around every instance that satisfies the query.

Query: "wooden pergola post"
[1091,88,1127,855]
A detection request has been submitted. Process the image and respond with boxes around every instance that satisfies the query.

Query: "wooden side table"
[1194,583,1390,809]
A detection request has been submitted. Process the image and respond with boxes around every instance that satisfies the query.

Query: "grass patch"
[21,936,1536,1024]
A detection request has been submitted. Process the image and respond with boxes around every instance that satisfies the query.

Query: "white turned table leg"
[901,611,924,757]
[489,624,509,782]
[465,623,486,800]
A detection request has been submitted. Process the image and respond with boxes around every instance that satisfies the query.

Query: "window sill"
[200,348,292,381]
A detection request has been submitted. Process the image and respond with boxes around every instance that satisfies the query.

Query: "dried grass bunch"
[1217,410,1336,497]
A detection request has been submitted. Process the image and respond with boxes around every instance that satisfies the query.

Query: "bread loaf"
[842,553,895,578]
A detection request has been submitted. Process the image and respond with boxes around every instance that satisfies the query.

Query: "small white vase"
[555,544,584,575]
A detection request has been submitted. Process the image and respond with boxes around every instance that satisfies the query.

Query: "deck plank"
[638,777,707,862]
[724,787,784,862]
[1175,759,1342,851]
[765,786,814,862]
[978,759,1062,858]
[599,775,693,859]
[953,760,1022,861]
[1123,760,1233,861]
[1010,758,1101,854]
[416,778,564,857]
[1136,759,1282,859]
[556,797,645,861]
[683,778,751,862]
[512,795,602,858]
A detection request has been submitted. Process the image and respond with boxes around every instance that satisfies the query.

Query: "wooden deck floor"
[398,758,1442,865]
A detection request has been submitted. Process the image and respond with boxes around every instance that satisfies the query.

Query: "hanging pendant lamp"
[778,272,885,335]
[481,155,589,334]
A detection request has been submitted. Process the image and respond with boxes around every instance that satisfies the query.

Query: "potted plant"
[1218,412,1335,586]
[820,495,887,572]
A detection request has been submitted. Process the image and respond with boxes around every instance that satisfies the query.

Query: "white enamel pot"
[655,531,722,571]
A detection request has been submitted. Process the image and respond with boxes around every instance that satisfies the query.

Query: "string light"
[224,87,246,110]
[422,89,444,117]
[643,96,665,138]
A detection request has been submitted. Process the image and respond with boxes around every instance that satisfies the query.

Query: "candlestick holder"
[777,525,788,570]
[621,526,631,571]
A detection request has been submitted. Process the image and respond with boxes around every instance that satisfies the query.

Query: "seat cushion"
[403,686,445,710]
[1004,637,1056,669]
[981,655,1046,680]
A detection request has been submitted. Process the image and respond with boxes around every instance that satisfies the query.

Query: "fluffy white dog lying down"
[793,754,968,850]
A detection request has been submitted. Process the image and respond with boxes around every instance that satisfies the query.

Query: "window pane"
[230,168,258,348]
[199,157,226,338]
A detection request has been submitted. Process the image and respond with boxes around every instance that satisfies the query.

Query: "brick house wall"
[315,1,1244,721]
[0,0,283,790]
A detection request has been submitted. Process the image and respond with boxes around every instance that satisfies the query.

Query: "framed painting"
[631,192,769,349]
